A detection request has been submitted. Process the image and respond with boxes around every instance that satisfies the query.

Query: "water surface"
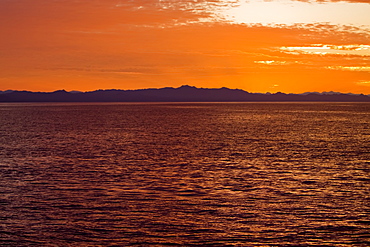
[0,103,369,246]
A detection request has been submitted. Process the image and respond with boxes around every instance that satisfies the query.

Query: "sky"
[0,0,369,93]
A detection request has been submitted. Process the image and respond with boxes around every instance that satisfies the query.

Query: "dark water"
[0,103,369,246]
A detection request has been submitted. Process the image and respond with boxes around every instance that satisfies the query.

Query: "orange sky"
[0,0,369,93]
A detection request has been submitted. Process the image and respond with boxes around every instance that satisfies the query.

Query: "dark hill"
[0,85,369,102]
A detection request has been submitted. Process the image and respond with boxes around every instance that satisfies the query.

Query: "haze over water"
[0,103,369,246]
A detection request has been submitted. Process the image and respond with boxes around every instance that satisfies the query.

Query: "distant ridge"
[1,85,370,102]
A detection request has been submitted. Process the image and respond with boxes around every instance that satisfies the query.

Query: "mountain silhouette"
[0,85,369,102]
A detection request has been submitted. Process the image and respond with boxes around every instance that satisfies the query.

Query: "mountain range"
[0,85,369,102]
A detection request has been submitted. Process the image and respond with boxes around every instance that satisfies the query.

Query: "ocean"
[0,102,369,246]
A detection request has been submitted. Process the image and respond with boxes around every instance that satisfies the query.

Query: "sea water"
[0,103,369,246]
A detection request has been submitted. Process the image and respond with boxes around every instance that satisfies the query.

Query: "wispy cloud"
[254,60,289,65]
[293,0,369,3]
[327,66,370,72]
[221,0,370,27]
[281,44,370,56]
[356,81,370,86]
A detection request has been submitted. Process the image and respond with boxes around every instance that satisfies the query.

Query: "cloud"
[280,44,370,56]
[0,0,239,30]
[327,66,370,72]
[254,60,289,65]
[293,0,370,3]
[357,81,370,85]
